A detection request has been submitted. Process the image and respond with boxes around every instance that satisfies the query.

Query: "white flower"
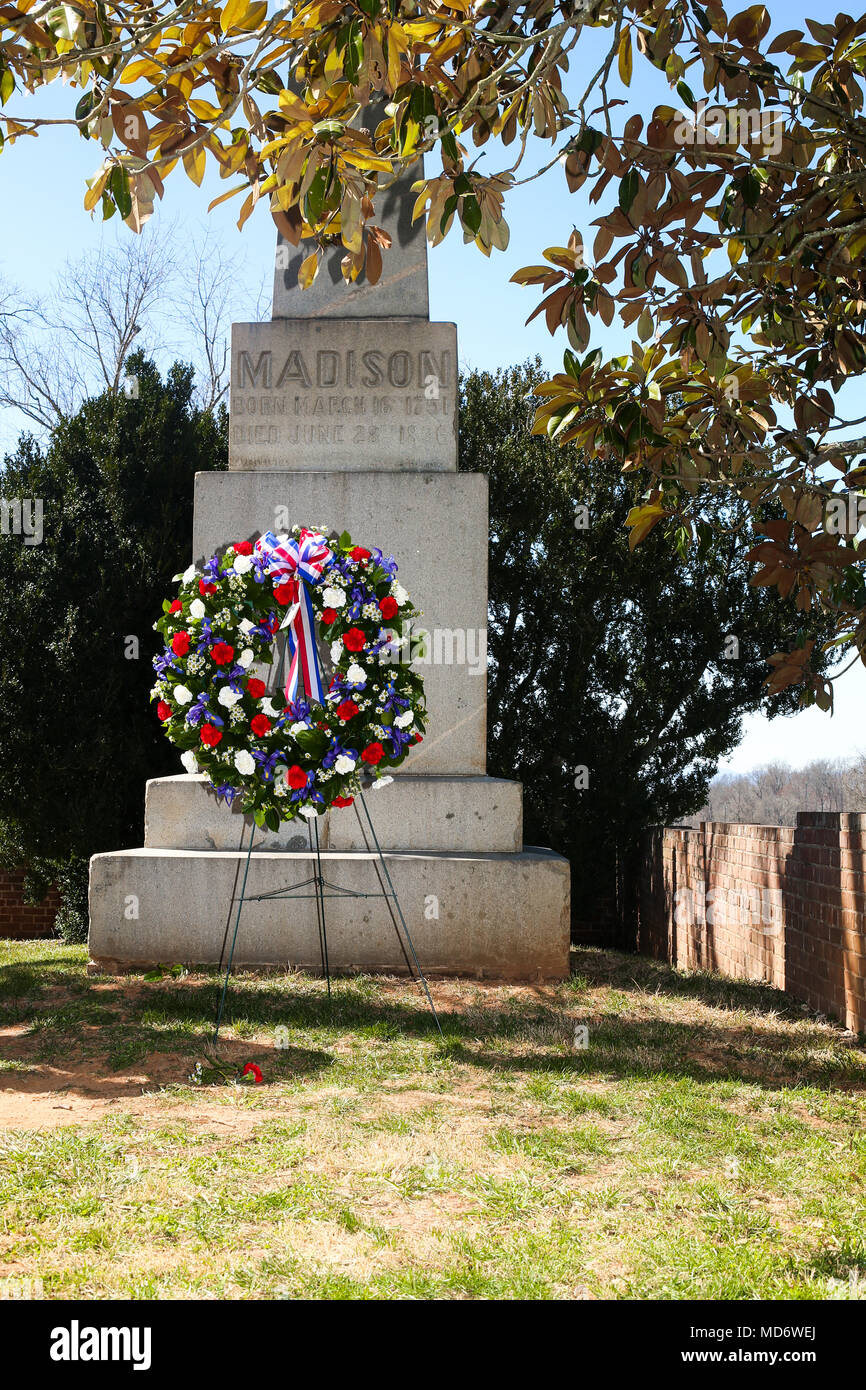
[392,583,408,606]
[298,805,318,818]
[321,586,347,609]
[394,709,414,728]
[182,564,197,584]
[289,720,309,737]
[346,663,366,684]
[189,598,206,620]
[218,686,243,708]
[232,554,253,574]
[180,750,199,775]
[239,618,255,635]
[237,648,254,669]
[330,640,344,663]
[234,750,255,776]
[260,698,277,717]
[334,755,356,775]
[371,776,394,791]
[173,684,193,706]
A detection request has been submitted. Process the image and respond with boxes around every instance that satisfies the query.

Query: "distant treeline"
[685,756,866,827]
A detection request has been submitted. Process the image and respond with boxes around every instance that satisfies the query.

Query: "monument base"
[88,846,571,981]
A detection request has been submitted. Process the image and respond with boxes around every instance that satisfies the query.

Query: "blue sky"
[0,1,862,773]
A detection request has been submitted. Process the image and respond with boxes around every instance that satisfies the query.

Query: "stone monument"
[88,169,571,980]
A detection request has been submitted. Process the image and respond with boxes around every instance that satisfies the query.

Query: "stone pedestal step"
[88,846,570,981]
[144,773,522,853]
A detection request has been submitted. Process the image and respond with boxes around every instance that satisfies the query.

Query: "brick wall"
[638,813,866,1034]
[0,869,60,939]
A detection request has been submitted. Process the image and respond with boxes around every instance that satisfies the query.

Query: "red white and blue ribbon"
[253,530,333,704]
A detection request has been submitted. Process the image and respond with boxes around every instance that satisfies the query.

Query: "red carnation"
[274,581,296,606]
[287,765,307,790]
[336,699,359,722]
[332,795,355,808]
[200,723,222,747]
[199,578,216,596]
[243,1062,263,1084]
[321,607,337,626]
[379,595,399,619]
[233,540,253,555]
[157,701,172,722]
[169,599,182,614]
[211,642,234,666]
[250,714,271,738]
[350,546,370,562]
[247,678,266,699]
[413,732,423,744]
[361,742,384,765]
[343,627,366,652]
[171,631,191,656]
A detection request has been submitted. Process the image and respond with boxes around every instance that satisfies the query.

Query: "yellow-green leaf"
[626,503,667,548]
[183,145,206,186]
[298,249,319,289]
[618,29,633,86]
[207,183,245,212]
[220,0,248,34]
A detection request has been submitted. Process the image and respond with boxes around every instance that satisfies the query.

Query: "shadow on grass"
[0,946,863,1097]
[570,947,811,1021]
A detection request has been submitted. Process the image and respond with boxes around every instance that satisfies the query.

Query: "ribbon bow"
[253,531,333,704]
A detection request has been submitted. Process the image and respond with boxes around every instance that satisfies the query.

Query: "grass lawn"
[0,938,864,1300]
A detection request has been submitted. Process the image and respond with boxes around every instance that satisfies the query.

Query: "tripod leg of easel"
[214,818,256,1043]
[358,793,443,1038]
[310,814,331,999]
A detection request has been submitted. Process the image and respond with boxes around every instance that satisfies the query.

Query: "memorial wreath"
[151,526,427,831]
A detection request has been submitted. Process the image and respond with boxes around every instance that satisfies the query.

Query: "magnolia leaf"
[298,249,319,288]
[626,503,667,549]
[617,29,633,86]
[183,145,206,187]
[220,0,249,33]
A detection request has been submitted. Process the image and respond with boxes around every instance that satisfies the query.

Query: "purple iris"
[153,649,182,677]
[380,678,410,714]
[203,555,226,582]
[252,749,286,783]
[250,611,277,642]
[213,667,245,695]
[194,618,214,655]
[326,676,350,704]
[214,783,243,805]
[370,548,398,579]
[388,725,413,756]
[287,698,312,722]
[323,739,358,770]
[186,692,224,728]
[290,772,323,806]
[346,584,367,622]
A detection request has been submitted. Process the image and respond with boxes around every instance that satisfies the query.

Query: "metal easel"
[213,631,442,1041]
